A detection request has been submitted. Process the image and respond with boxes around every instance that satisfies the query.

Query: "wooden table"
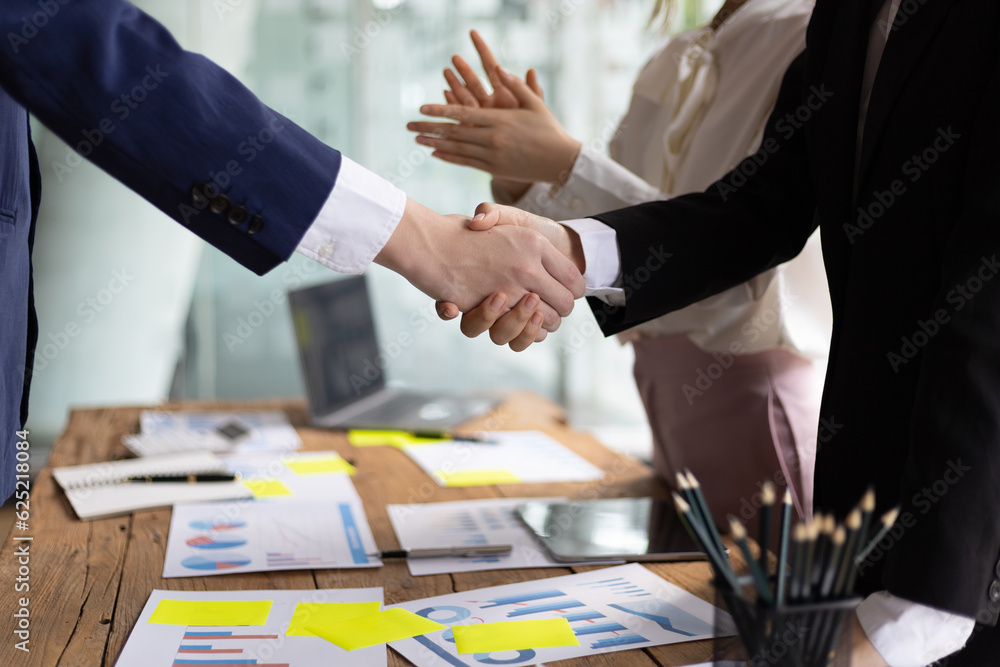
[1,393,739,666]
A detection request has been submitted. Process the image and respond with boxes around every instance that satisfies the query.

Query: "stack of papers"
[124,410,302,456]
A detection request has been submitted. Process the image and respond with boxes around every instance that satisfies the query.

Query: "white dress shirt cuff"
[560,217,625,306]
[295,156,406,274]
[856,591,975,666]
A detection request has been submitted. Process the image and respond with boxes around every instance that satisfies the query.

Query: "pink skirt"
[633,335,823,541]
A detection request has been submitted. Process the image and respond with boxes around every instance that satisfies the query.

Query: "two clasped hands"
[376,31,588,352]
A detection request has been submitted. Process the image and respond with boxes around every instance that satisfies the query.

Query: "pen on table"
[368,545,513,559]
[125,473,241,483]
[407,429,497,443]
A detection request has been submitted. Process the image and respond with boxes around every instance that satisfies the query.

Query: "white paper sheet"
[402,431,605,486]
[387,497,620,576]
[116,588,385,667]
[162,471,380,577]
[132,410,302,455]
[388,563,726,666]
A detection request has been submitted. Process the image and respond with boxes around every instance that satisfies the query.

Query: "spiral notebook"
[52,451,253,520]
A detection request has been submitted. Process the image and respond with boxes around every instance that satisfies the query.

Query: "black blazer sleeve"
[587,52,820,335]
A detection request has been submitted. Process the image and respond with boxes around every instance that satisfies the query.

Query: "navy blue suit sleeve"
[0,0,342,275]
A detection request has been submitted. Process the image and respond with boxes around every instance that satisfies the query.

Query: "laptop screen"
[288,276,385,418]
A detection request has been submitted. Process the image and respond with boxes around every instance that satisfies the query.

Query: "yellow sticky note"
[437,469,521,487]
[243,479,293,497]
[286,602,381,637]
[304,607,446,651]
[348,430,442,449]
[149,599,272,626]
[283,456,356,476]
[453,618,580,654]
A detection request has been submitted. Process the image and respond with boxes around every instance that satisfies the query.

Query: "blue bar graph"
[561,611,605,622]
[338,503,369,564]
[572,622,628,636]
[481,590,565,607]
[506,600,586,617]
[590,634,649,649]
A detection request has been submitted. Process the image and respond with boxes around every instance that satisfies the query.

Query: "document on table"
[388,497,620,576]
[127,409,302,455]
[388,563,727,666]
[162,470,380,577]
[401,430,604,486]
[117,588,386,667]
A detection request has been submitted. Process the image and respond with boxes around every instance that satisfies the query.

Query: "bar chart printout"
[388,563,726,666]
[116,589,385,667]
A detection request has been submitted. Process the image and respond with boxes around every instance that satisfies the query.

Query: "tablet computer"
[516,497,708,563]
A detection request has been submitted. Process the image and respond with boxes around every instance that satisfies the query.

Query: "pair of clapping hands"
[409,31,587,351]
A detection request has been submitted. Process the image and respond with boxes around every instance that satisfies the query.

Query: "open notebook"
[52,451,253,520]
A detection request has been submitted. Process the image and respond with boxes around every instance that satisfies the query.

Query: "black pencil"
[845,489,877,592]
[833,508,862,597]
[789,523,808,602]
[729,516,774,605]
[800,519,820,602]
[673,493,741,593]
[685,470,728,558]
[775,488,793,606]
[819,526,847,600]
[758,481,775,574]
[854,506,900,567]
[809,514,831,592]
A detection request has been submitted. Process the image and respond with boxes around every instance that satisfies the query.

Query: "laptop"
[288,276,500,430]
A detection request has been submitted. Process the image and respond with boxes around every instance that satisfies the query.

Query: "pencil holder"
[711,579,860,667]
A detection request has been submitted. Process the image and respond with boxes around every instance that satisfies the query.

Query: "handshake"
[374,199,587,352]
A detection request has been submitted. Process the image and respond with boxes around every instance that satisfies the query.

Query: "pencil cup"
[712,579,860,667]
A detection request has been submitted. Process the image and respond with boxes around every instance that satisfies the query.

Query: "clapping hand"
[406,31,581,194]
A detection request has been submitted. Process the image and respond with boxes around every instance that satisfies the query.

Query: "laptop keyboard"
[357,393,429,423]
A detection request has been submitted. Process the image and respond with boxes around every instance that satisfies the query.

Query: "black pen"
[408,430,496,443]
[368,545,513,559]
[126,473,241,483]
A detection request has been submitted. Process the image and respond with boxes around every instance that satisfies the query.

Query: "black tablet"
[517,497,708,563]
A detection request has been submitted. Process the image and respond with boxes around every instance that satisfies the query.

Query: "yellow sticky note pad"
[286,602,381,637]
[149,599,272,626]
[348,430,442,449]
[452,618,579,654]
[304,607,446,651]
[243,479,293,497]
[437,469,521,487]
[283,456,356,476]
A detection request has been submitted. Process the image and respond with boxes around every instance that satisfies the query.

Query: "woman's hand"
[408,35,581,185]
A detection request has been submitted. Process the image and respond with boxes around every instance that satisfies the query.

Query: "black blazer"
[590,0,1000,652]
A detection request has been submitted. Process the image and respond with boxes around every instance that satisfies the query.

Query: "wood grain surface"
[1,393,744,666]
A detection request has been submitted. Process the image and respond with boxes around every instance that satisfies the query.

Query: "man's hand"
[850,613,890,667]
[374,198,584,334]
[435,202,586,350]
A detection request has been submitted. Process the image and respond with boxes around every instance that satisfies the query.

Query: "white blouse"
[501,0,831,359]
